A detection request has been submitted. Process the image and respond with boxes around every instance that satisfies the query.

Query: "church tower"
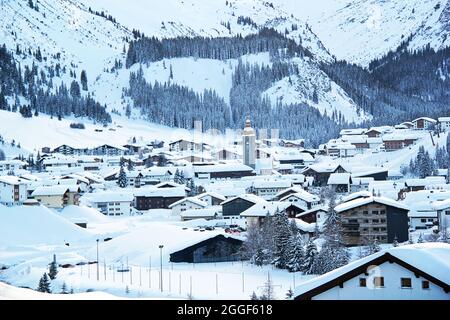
[242,118,256,169]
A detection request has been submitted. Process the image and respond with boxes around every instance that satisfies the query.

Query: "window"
[422,281,429,290]
[401,278,412,288]
[374,277,384,288]
[359,278,367,287]
[363,211,369,215]
[427,219,434,222]
[421,218,427,223]
[372,210,379,215]
[380,210,385,215]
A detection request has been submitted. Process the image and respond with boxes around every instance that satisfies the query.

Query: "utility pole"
[96,239,99,281]
[159,245,164,292]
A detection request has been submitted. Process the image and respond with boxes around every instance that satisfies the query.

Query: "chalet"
[240,201,289,228]
[142,167,174,184]
[180,207,222,221]
[404,177,446,192]
[279,190,320,210]
[247,180,292,200]
[84,192,134,216]
[31,185,80,209]
[340,191,372,204]
[42,157,78,170]
[277,164,294,175]
[295,206,328,224]
[134,187,185,210]
[335,196,410,245]
[213,148,241,160]
[400,122,414,129]
[0,160,27,174]
[432,199,450,233]
[91,144,126,156]
[280,139,305,148]
[274,152,314,169]
[412,117,437,130]
[195,192,226,206]
[52,144,88,156]
[365,128,382,138]
[438,117,450,132]
[193,163,255,180]
[0,176,28,205]
[383,134,419,151]
[349,177,374,193]
[303,164,347,187]
[294,243,450,300]
[169,139,210,152]
[168,197,208,216]
[327,173,352,193]
[339,128,366,137]
[274,186,304,201]
[325,140,356,158]
[221,194,264,217]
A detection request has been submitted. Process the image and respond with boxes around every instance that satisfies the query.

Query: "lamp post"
[96,239,99,281]
[159,245,164,292]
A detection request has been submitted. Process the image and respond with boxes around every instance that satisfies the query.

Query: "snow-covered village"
[0,0,450,303]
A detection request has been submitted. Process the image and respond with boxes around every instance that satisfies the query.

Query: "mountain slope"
[276,0,450,66]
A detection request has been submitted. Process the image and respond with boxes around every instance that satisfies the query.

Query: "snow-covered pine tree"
[250,291,259,300]
[301,239,318,274]
[117,163,128,188]
[369,238,381,254]
[0,148,4,161]
[60,282,68,294]
[37,273,51,293]
[48,258,58,280]
[286,233,304,272]
[179,170,186,185]
[315,191,349,274]
[289,219,298,236]
[174,169,181,184]
[272,209,292,269]
[286,288,294,299]
[127,159,134,171]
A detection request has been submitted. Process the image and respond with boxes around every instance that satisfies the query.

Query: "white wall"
[171,201,204,216]
[311,262,448,300]
[92,201,131,216]
[0,183,27,205]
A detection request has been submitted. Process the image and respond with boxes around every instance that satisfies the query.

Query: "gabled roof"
[85,192,134,203]
[327,173,351,185]
[32,185,69,197]
[195,192,226,202]
[240,201,289,217]
[168,197,208,208]
[0,176,27,185]
[221,193,266,206]
[279,190,320,203]
[274,186,304,199]
[412,117,437,123]
[294,243,450,300]
[295,205,328,218]
[340,191,372,203]
[431,199,450,211]
[335,196,409,213]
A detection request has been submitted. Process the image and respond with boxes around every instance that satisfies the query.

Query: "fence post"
[216,274,218,295]
[242,272,245,293]
[179,274,181,295]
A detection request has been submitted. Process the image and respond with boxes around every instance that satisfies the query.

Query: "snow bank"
[0,205,92,246]
[60,205,109,224]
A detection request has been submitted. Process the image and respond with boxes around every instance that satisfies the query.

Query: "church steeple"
[242,117,256,168]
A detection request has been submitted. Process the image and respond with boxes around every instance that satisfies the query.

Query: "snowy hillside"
[276,0,450,66]
[263,57,371,123]
[79,0,333,62]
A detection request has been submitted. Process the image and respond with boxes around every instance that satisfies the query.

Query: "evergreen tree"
[117,163,128,188]
[272,209,292,269]
[60,282,68,294]
[0,149,5,161]
[37,273,51,293]
[127,159,134,171]
[301,239,318,274]
[250,291,259,300]
[392,236,399,247]
[286,233,304,272]
[80,70,88,91]
[48,258,58,280]
[285,288,294,299]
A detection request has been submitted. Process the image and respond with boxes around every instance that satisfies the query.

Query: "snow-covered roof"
[280,190,320,203]
[240,201,289,217]
[0,160,27,166]
[274,186,304,199]
[251,180,292,189]
[195,192,226,202]
[438,117,450,122]
[412,117,436,123]
[31,185,70,196]
[134,186,186,198]
[221,193,266,206]
[154,181,190,191]
[335,196,409,213]
[180,206,222,218]
[304,163,343,173]
[340,128,366,136]
[294,243,450,299]
[340,191,372,203]
[350,177,374,185]
[405,177,446,187]
[296,205,328,218]
[431,199,450,211]
[168,197,208,208]
[0,176,27,185]
[193,163,254,173]
[85,192,134,203]
[327,173,351,185]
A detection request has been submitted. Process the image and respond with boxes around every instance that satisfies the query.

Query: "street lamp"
[159,245,164,292]
[96,239,99,281]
